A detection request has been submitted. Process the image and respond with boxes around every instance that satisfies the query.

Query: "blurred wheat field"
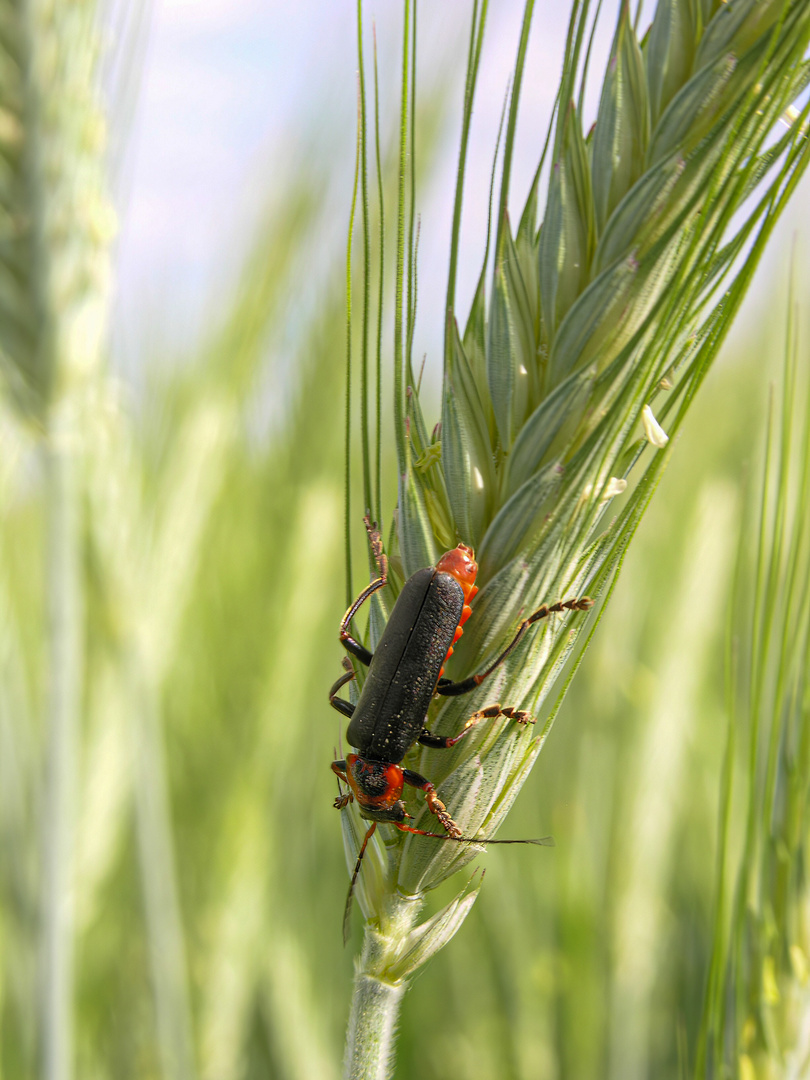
[2,2,810,1079]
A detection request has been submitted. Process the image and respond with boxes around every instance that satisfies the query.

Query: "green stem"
[494,0,534,258]
[357,0,372,514]
[345,83,362,606]
[40,416,82,1080]
[343,904,417,1080]
[445,0,488,365]
[344,972,405,1080]
[392,0,411,477]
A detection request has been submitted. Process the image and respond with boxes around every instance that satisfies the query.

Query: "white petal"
[642,404,669,448]
[581,478,627,504]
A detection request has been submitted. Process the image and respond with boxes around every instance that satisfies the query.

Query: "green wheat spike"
[340,2,810,1078]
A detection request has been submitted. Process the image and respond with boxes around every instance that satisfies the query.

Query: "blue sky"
[115,1,810,382]
[115,3,581,371]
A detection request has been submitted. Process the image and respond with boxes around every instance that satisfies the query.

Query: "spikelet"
[0,0,112,421]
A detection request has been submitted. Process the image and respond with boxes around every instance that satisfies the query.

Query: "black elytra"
[345,565,464,763]
[329,518,592,941]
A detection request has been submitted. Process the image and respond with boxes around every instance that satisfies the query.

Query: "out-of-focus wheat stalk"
[0,4,333,1074]
[78,166,328,1080]
[695,288,810,1079]
[0,2,112,1077]
[339,2,810,1077]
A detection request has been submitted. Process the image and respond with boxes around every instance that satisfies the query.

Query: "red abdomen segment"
[434,544,478,679]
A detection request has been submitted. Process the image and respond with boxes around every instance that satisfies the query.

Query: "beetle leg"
[332,759,354,809]
[343,821,376,944]
[363,514,388,579]
[329,660,356,718]
[338,516,390,666]
[436,595,593,697]
[417,704,534,750]
[401,768,462,838]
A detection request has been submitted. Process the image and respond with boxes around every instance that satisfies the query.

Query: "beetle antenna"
[396,823,555,846]
[343,821,377,945]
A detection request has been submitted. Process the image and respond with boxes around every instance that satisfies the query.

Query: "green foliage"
[1,2,809,1080]
[697,294,810,1079]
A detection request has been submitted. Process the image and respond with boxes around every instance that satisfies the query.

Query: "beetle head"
[345,754,407,821]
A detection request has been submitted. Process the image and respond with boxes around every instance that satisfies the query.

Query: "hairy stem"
[344,901,417,1080]
[344,970,405,1080]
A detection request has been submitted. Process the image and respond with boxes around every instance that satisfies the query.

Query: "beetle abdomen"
[346,568,464,762]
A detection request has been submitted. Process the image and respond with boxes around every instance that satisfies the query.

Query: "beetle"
[330,518,592,937]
